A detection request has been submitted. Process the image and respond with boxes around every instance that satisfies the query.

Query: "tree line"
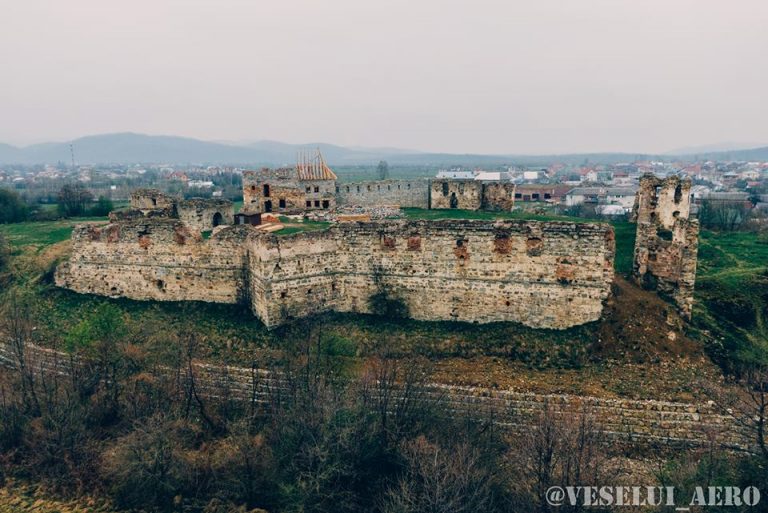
[0,184,113,223]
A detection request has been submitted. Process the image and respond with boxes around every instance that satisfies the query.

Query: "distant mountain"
[1,132,767,166]
[677,146,768,162]
[665,142,767,155]
[0,133,416,166]
[0,143,22,163]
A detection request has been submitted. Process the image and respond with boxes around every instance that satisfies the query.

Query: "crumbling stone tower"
[632,174,699,318]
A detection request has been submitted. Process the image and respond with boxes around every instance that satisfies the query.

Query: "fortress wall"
[56,218,615,330]
[247,232,343,326]
[250,219,615,329]
[335,179,430,208]
[430,179,483,210]
[176,198,234,233]
[481,182,516,211]
[55,220,249,304]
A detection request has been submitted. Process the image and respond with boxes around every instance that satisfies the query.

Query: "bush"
[0,233,9,273]
[0,188,29,223]
[89,196,114,217]
[102,415,187,511]
[57,183,93,217]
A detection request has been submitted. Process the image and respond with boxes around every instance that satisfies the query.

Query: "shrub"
[89,196,114,217]
[0,188,29,223]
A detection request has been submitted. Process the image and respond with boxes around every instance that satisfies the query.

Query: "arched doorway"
[264,200,273,213]
[449,192,458,209]
[212,212,223,227]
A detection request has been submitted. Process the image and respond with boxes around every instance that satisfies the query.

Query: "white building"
[565,187,638,211]
[188,180,215,188]
[523,170,539,181]
[474,171,514,181]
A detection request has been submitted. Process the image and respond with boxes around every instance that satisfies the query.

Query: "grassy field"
[402,206,586,223]
[0,217,107,249]
[691,230,768,364]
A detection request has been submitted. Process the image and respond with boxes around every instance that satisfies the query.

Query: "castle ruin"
[55,156,701,330]
[631,174,699,318]
[55,216,615,329]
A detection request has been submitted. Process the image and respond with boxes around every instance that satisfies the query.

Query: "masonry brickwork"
[55,220,250,304]
[130,188,176,210]
[430,179,484,210]
[429,179,515,211]
[176,198,234,232]
[335,179,429,208]
[125,189,234,233]
[480,182,517,211]
[250,219,614,328]
[56,217,615,330]
[632,174,699,318]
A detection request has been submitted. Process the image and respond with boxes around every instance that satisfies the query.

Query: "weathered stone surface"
[0,341,753,452]
[430,179,516,211]
[176,198,234,232]
[481,182,516,211]
[336,179,429,208]
[632,174,699,318]
[249,219,615,329]
[129,188,176,210]
[243,168,336,214]
[55,220,250,304]
[56,218,615,330]
[431,179,483,210]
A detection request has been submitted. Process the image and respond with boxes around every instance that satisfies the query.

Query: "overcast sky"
[1,0,767,154]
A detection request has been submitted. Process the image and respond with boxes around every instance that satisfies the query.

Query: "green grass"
[696,231,768,283]
[277,221,333,236]
[0,217,107,249]
[611,221,636,275]
[401,207,587,223]
[690,230,768,368]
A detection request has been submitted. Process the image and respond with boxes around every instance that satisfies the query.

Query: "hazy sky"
[1,0,767,154]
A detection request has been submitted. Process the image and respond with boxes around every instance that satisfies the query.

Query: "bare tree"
[57,182,93,217]
[377,160,390,180]
[0,290,39,414]
[698,199,750,231]
[380,436,499,513]
[506,402,612,513]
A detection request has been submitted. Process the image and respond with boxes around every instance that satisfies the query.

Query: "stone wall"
[55,220,250,304]
[129,188,176,211]
[248,219,615,329]
[430,179,483,210]
[429,180,515,211]
[58,218,615,330]
[242,169,336,214]
[481,182,516,211]
[632,175,699,318]
[335,179,430,208]
[176,198,234,233]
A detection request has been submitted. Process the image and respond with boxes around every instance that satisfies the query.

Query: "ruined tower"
[242,149,337,215]
[632,174,699,318]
